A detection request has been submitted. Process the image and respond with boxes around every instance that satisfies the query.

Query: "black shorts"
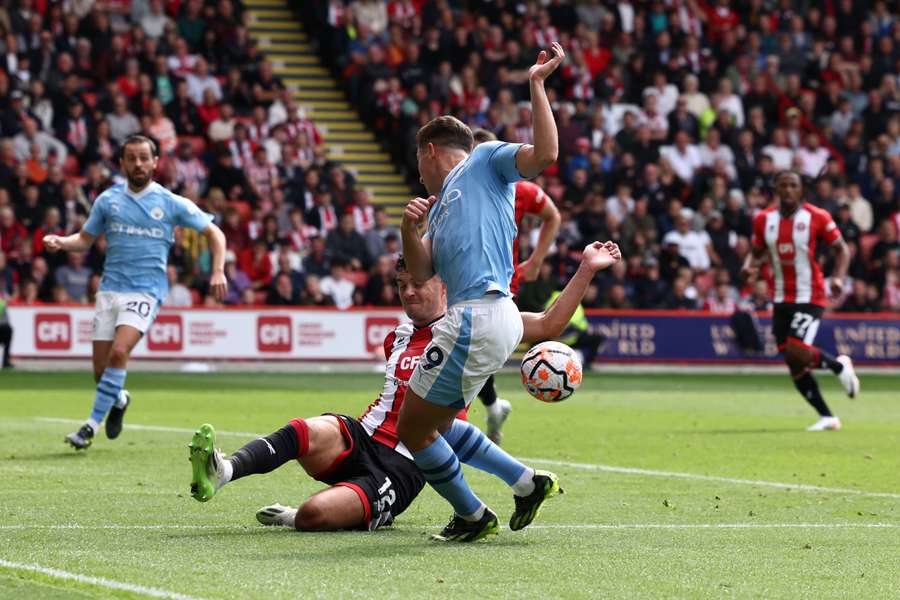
[316,414,424,531]
[772,303,824,350]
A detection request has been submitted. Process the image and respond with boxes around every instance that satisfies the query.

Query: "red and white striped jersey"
[358,319,465,460]
[752,203,842,307]
[511,180,550,295]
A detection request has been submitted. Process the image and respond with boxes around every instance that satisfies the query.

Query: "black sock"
[816,348,843,374]
[793,372,833,417]
[229,423,299,481]
[0,324,11,367]
[478,374,497,407]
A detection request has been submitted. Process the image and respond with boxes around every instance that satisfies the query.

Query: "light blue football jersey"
[426,140,524,306]
[83,182,213,302]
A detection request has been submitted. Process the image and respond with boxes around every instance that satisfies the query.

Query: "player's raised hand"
[402,195,436,230]
[828,276,844,297]
[583,241,621,272]
[43,234,62,253]
[518,257,542,282]
[529,42,565,82]
[209,270,228,303]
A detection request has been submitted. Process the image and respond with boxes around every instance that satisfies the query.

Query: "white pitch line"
[521,458,900,500]
[34,417,900,500]
[35,417,260,438]
[0,523,898,532]
[0,558,205,600]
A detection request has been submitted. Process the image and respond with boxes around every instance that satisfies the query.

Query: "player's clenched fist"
[43,234,62,253]
[402,195,436,230]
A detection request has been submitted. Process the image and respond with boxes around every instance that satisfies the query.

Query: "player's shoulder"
[96,183,127,203]
[754,205,778,221]
[384,321,414,351]
[471,140,516,162]
[802,202,834,221]
[515,180,540,195]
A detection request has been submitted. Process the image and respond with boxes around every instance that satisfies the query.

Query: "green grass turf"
[1,370,899,599]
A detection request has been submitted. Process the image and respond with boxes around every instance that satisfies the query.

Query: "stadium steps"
[245,0,414,218]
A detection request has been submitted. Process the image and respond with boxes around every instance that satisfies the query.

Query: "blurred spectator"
[54,251,91,302]
[164,265,194,307]
[320,259,356,309]
[299,274,335,306]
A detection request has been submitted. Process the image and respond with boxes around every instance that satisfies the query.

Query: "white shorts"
[408,295,523,409]
[92,291,161,341]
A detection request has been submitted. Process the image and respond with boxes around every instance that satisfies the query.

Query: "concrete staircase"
[245,0,412,220]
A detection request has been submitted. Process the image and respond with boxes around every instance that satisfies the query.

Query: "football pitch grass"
[1,370,898,599]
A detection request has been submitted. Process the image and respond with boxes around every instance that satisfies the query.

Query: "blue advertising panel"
[585,310,900,366]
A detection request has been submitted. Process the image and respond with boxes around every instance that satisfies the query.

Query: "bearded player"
[188,241,620,532]
[44,135,228,450]
[742,170,859,431]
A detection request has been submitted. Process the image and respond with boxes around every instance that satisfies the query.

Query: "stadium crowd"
[0,0,899,314]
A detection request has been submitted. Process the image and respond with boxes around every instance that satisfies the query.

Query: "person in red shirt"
[471,128,562,444]
[742,171,860,431]
[187,243,619,532]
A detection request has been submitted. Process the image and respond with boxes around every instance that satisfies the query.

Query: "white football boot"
[256,503,298,527]
[486,398,512,445]
[836,355,860,398]
[806,416,842,432]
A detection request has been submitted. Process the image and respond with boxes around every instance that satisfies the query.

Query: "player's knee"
[108,345,130,368]
[396,418,438,452]
[295,498,332,531]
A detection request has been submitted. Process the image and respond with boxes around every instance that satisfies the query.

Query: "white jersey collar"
[125,181,158,201]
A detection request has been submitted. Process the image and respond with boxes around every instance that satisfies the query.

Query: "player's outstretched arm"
[203,222,228,302]
[516,42,565,179]
[400,196,435,284]
[521,241,621,343]
[42,230,95,253]
[519,198,561,282]
[828,237,850,296]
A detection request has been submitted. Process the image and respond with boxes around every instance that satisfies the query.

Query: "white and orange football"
[520,341,583,402]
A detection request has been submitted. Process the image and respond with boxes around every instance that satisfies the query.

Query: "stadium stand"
[0,0,898,312]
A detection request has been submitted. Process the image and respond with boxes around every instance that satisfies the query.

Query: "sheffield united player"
[742,171,860,431]
[187,241,619,532]
[471,128,562,444]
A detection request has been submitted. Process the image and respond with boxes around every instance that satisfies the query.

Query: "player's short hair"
[416,116,474,152]
[396,255,407,273]
[471,128,497,144]
[120,135,158,158]
[774,169,802,184]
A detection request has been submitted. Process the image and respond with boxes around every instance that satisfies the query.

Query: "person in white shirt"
[12,117,68,163]
[660,130,702,183]
[681,74,710,118]
[841,183,874,233]
[639,92,669,141]
[140,0,172,39]
[761,128,794,171]
[186,57,222,105]
[164,265,193,307]
[795,133,830,178]
[606,183,634,224]
[319,260,356,310]
[662,208,716,271]
[717,78,745,127]
[698,128,736,181]
[644,71,679,116]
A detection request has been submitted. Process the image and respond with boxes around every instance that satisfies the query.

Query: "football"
[520,341,583,402]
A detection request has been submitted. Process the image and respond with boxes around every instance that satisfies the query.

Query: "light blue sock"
[412,437,484,518]
[442,419,528,486]
[89,367,126,425]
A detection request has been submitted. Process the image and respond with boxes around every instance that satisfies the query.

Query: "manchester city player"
[398,42,566,541]
[43,135,228,450]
